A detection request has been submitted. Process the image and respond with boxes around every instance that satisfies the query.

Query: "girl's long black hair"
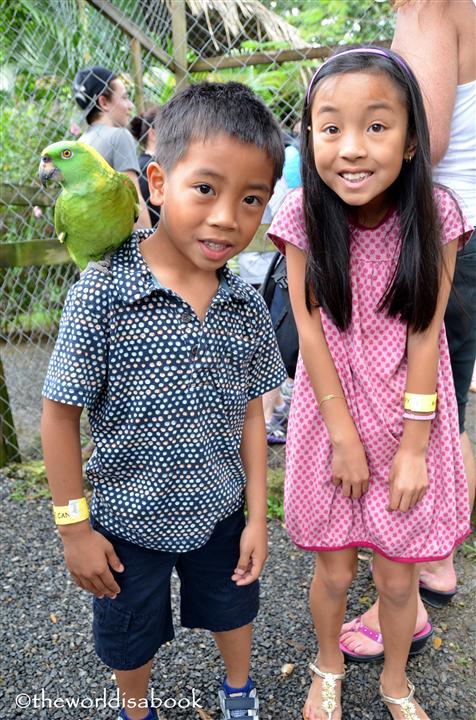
[301,47,442,332]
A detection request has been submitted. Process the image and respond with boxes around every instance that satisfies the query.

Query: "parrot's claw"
[84,255,112,275]
[88,261,111,275]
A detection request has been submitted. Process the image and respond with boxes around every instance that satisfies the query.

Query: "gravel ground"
[1,472,474,720]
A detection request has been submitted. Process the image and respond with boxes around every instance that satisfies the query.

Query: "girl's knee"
[315,556,357,595]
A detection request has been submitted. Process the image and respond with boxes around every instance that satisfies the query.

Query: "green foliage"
[463,537,476,563]
[265,0,395,46]
[267,466,284,521]
[8,460,50,501]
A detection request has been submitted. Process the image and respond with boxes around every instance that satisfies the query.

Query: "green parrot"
[39,140,139,270]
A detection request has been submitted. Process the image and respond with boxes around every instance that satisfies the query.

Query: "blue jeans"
[444,229,476,433]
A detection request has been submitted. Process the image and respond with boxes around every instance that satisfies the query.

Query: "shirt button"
[181,312,193,324]
[191,344,199,356]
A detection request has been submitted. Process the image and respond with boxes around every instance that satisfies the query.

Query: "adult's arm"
[391,0,458,164]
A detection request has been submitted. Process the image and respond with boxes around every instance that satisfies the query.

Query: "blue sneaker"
[218,678,259,718]
[118,708,157,720]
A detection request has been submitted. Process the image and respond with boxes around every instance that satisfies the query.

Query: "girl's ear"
[404,139,417,162]
[147,162,166,205]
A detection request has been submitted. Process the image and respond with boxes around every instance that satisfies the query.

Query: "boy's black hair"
[154,82,284,187]
[301,46,443,332]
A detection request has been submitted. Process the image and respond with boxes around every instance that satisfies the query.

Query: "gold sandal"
[308,662,345,719]
[380,679,420,720]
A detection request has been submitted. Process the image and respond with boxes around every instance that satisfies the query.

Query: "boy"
[41,82,286,720]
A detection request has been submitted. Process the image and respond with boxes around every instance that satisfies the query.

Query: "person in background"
[73,65,151,229]
[261,127,302,443]
[340,0,476,662]
[130,107,161,227]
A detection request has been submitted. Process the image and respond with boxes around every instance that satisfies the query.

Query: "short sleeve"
[435,187,473,249]
[267,187,308,254]
[247,295,287,400]
[42,277,109,409]
[111,128,140,174]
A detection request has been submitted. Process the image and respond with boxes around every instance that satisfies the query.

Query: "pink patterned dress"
[268,187,472,562]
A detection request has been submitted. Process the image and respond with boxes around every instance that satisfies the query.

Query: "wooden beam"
[1,183,56,207]
[85,0,175,71]
[169,0,188,92]
[131,38,145,113]
[0,240,71,268]
[189,40,391,73]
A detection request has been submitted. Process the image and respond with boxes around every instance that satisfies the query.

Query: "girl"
[130,106,162,227]
[268,47,471,720]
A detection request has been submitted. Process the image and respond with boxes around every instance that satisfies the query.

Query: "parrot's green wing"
[54,194,67,245]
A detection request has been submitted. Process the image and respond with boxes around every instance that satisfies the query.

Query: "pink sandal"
[339,616,433,663]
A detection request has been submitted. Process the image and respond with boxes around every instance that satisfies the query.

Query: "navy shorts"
[445,229,476,433]
[91,508,259,670]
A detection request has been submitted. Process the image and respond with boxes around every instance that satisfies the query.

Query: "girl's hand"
[331,435,370,499]
[387,448,428,512]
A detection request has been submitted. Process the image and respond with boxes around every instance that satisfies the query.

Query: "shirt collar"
[112,231,248,306]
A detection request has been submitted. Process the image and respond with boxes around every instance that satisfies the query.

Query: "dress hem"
[291,530,471,563]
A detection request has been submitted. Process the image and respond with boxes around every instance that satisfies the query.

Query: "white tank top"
[433,80,476,225]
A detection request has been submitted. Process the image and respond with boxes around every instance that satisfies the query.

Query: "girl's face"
[100,79,133,127]
[310,71,414,226]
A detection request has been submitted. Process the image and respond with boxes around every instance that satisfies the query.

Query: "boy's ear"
[147,162,166,205]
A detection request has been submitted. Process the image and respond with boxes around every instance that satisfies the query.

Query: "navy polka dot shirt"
[43,230,286,551]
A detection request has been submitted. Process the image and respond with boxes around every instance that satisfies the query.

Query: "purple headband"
[306,48,411,105]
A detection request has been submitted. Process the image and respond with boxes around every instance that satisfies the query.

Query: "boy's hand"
[387,448,428,512]
[232,519,268,586]
[331,434,370,500]
[60,523,124,599]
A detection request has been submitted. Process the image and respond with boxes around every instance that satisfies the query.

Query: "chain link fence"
[1,0,395,463]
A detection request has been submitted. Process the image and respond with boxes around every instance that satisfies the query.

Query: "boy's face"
[147,134,274,272]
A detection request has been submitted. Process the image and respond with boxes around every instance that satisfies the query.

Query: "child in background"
[129,106,162,227]
[268,48,471,720]
[41,82,286,720]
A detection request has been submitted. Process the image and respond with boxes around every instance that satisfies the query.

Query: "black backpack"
[261,252,299,379]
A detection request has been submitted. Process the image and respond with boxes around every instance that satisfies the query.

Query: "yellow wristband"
[53,497,89,525]
[403,392,437,413]
[318,393,346,409]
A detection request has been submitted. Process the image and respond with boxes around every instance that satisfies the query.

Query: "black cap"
[73,66,116,114]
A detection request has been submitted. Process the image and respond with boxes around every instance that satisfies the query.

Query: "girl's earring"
[307,125,311,131]
[405,153,414,162]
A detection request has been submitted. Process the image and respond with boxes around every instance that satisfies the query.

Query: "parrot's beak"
[39,156,63,186]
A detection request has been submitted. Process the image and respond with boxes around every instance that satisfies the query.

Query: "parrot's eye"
[61,149,73,159]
